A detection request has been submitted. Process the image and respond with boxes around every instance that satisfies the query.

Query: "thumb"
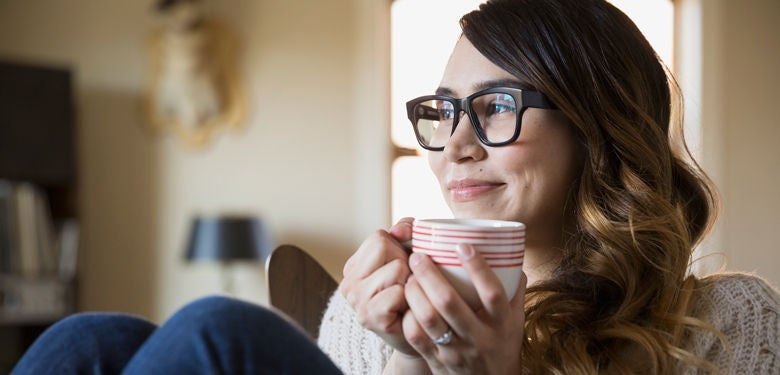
[388,217,414,244]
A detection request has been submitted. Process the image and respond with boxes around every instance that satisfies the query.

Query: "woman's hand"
[341,217,418,355]
[402,243,528,374]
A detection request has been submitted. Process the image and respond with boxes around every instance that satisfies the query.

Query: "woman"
[322,0,779,374]
[12,0,779,374]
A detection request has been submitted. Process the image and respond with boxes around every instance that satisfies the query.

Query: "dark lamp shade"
[185,216,272,262]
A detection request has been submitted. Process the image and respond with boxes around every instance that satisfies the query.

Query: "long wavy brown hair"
[461,0,721,373]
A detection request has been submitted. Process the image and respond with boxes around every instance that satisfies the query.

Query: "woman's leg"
[122,295,342,375]
[11,313,157,375]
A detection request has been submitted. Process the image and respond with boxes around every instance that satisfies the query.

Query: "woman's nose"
[442,112,487,162]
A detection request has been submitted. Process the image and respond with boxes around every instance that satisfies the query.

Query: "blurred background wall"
[0,0,776,323]
[687,0,780,284]
[0,0,391,321]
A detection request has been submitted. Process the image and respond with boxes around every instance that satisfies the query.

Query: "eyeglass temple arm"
[523,90,557,110]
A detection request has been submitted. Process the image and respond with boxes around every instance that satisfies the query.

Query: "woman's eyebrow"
[435,79,527,97]
[435,86,456,96]
[474,78,526,91]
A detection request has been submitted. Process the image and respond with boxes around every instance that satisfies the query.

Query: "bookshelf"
[0,60,78,372]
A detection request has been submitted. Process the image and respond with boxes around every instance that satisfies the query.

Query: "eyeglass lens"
[413,92,518,148]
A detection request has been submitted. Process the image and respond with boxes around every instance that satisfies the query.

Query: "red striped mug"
[412,218,525,310]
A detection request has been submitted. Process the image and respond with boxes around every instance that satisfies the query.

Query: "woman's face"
[428,38,582,246]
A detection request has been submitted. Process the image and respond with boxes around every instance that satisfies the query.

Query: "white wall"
[678,0,780,287]
[714,0,780,287]
[0,0,391,321]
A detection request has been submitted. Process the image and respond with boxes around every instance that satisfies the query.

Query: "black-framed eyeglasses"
[405,87,557,151]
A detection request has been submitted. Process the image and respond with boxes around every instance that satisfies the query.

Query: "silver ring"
[432,330,453,345]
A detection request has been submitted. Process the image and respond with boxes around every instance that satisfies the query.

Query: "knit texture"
[318,273,780,374]
[317,289,394,375]
[680,272,780,374]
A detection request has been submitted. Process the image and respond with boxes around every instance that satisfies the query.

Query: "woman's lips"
[447,179,505,201]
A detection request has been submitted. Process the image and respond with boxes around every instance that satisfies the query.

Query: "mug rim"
[414,218,525,230]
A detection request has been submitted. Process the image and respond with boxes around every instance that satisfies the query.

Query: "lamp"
[184,215,272,294]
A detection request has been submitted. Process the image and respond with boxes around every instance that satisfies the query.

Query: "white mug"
[412,218,525,309]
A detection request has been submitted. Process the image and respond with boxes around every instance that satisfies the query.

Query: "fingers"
[403,250,527,374]
[404,275,454,348]
[343,218,414,280]
[359,283,419,356]
[407,252,475,335]
[455,243,511,319]
[338,218,421,356]
[342,230,390,280]
[343,229,409,282]
[360,284,407,331]
[401,302,440,361]
[342,218,416,307]
[346,258,409,311]
[401,303,459,374]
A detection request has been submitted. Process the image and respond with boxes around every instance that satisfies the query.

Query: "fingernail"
[409,252,422,268]
[456,243,474,259]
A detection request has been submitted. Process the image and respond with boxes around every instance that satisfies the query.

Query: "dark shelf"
[0,60,79,371]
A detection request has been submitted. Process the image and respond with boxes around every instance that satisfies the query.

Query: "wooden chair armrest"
[265,244,338,339]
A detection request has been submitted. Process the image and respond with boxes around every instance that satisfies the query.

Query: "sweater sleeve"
[317,287,394,375]
[685,273,780,374]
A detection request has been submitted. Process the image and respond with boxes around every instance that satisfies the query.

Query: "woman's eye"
[488,101,516,116]
[485,94,516,116]
[438,104,455,120]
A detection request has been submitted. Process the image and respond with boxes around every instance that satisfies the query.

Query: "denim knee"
[121,295,316,375]
[12,312,156,375]
[166,295,289,335]
[55,312,155,335]
[53,312,156,346]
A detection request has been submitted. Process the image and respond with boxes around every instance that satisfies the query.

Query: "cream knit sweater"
[317,272,779,374]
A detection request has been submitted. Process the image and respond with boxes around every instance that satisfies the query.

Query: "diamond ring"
[432,330,454,345]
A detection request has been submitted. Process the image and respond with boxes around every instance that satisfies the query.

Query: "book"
[34,186,57,276]
[0,181,72,278]
[57,219,79,281]
[14,183,38,276]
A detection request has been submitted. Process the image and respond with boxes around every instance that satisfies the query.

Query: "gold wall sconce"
[144,0,246,148]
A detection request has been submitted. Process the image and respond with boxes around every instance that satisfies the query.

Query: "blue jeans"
[11,295,343,375]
